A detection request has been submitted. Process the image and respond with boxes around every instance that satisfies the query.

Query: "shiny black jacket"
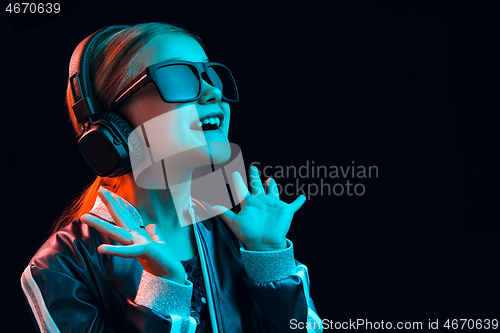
[21,196,322,332]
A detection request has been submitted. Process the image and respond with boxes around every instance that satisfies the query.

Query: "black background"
[2,0,499,331]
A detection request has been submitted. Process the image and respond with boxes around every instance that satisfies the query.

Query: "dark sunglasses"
[110,60,239,109]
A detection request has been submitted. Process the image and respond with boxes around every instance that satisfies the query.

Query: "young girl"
[21,22,322,333]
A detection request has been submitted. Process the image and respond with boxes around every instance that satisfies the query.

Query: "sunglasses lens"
[156,64,200,102]
[207,65,238,102]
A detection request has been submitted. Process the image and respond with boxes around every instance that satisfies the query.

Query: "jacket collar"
[89,186,198,227]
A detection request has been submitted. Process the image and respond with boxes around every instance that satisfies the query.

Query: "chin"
[185,141,231,168]
[210,142,232,165]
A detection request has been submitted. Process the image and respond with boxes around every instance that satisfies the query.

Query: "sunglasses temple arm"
[111,72,152,110]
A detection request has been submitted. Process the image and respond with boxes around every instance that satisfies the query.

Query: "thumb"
[211,205,236,225]
[289,194,307,213]
[145,224,165,243]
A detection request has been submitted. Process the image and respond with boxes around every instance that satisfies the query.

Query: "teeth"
[195,117,221,130]
[204,117,220,126]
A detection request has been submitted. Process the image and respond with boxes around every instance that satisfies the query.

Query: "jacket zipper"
[193,224,219,333]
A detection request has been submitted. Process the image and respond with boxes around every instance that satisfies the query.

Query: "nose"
[198,77,222,104]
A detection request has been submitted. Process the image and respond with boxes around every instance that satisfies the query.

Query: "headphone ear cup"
[99,112,145,175]
[77,112,141,178]
[98,111,133,139]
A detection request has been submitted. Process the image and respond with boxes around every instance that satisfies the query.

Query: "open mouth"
[190,112,224,132]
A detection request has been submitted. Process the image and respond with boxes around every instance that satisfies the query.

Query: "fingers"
[146,224,165,243]
[232,171,250,204]
[112,192,128,212]
[81,214,133,245]
[265,178,280,199]
[288,194,306,213]
[98,243,147,258]
[97,188,135,231]
[249,166,265,195]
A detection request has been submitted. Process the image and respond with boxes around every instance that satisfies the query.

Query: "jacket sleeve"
[240,239,323,332]
[20,223,198,333]
[131,270,197,332]
[21,264,197,333]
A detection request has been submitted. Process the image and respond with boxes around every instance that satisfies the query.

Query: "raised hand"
[80,188,185,284]
[211,166,306,251]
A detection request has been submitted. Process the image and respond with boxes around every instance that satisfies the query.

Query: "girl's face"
[121,33,232,170]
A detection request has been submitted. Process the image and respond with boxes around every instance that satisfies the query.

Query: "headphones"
[68,25,143,178]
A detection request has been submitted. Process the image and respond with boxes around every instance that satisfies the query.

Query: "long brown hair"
[48,22,202,237]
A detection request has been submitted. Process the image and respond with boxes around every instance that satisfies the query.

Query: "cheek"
[143,113,189,156]
[221,104,231,129]
[123,84,178,127]
[140,106,209,165]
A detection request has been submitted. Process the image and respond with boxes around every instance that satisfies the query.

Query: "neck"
[114,170,193,230]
